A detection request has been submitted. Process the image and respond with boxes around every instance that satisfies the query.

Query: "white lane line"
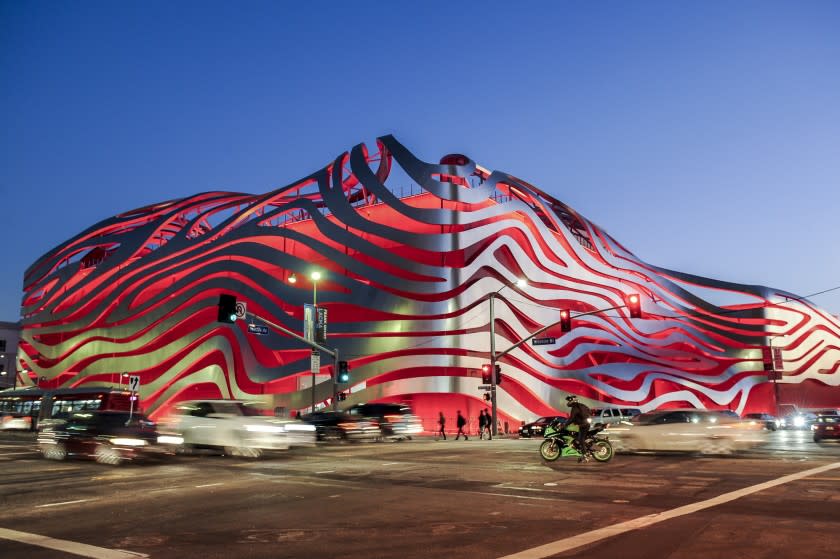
[195,482,223,488]
[315,470,335,474]
[498,461,840,559]
[36,498,97,508]
[464,491,559,502]
[0,527,147,558]
[381,462,400,466]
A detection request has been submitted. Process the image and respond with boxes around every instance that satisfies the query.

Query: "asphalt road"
[1,430,838,559]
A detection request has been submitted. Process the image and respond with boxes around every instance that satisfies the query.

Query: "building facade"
[16,136,840,428]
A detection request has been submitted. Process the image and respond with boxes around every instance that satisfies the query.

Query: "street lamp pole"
[768,333,785,416]
[488,279,525,437]
[309,271,321,414]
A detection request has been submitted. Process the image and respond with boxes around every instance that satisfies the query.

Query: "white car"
[604,409,766,455]
[167,400,316,457]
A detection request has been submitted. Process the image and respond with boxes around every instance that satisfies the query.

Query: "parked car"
[300,411,381,443]
[588,407,641,426]
[604,409,766,455]
[518,416,564,438]
[743,413,780,431]
[37,410,178,465]
[167,400,316,458]
[812,413,840,442]
[345,403,423,440]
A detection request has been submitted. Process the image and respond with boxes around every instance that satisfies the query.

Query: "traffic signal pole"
[489,293,498,437]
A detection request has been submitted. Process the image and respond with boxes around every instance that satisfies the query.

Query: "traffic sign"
[478,384,492,390]
[235,301,247,320]
[247,324,269,336]
[532,337,556,346]
[128,375,140,392]
[310,351,320,374]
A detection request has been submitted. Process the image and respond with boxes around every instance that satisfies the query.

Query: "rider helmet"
[565,395,578,407]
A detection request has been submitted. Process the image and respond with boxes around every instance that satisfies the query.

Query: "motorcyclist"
[562,395,591,461]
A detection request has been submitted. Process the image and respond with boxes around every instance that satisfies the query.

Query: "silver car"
[604,409,766,455]
[167,400,316,458]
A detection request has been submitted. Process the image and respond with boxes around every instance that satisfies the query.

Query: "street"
[1,430,839,559]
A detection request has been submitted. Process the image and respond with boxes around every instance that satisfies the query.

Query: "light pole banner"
[304,304,315,342]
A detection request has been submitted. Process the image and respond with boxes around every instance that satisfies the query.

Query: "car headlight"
[245,424,285,433]
[112,438,147,446]
[157,435,185,445]
[793,416,805,428]
[284,423,316,432]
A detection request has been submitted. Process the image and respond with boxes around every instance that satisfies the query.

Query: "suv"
[37,411,176,465]
[346,403,423,440]
[588,407,641,426]
[167,400,316,457]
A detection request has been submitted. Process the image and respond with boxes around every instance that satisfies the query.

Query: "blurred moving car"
[38,411,178,465]
[167,400,316,458]
[812,412,840,442]
[779,411,817,430]
[588,407,641,426]
[604,409,766,455]
[345,403,423,440]
[743,412,780,431]
[300,411,381,443]
[518,416,564,438]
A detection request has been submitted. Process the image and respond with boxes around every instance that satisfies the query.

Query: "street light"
[289,270,322,413]
[489,278,526,436]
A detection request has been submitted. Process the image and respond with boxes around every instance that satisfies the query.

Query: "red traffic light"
[627,294,642,318]
[481,364,492,384]
[560,309,571,332]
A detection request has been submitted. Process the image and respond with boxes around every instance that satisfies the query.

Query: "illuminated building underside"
[17,136,840,426]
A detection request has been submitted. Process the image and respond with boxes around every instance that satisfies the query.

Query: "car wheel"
[813,434,822,443]
[95,443,123,466]
[322,427,345,443]
[42,442,67,461]
[700,438,733,456]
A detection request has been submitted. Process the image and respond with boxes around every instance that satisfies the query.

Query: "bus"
[0,387,136,431]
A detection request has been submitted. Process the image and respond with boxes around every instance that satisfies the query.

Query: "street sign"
[532,337,556,346]
[304,304,315,342]
[247,324,269,336]
[310,351,320,374]
[234,301,247,320]
[128,375,140,392]
[478,384,492,390]
[316,307,328,344]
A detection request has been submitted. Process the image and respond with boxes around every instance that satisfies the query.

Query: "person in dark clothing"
[562,395,591,461]
[478,409,487,440]
[437,411,446,440]
[455,410,468,440]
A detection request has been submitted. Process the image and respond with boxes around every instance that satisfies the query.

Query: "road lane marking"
[195,482,223,488]
[381,462,400,466]
[315,470,335,474]
[0,527,147,558]
[36,499,97,508]
[465,491,560,502]
[498,461,840,559]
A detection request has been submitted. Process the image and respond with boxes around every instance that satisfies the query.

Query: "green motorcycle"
[539,420,614,463]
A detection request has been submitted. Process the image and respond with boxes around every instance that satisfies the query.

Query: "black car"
[518,416,564,438]
[346,403,423,440]
[37,411,177,465]
[300,411,381,443]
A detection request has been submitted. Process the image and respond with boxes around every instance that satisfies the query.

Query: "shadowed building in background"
[14,136,840,427]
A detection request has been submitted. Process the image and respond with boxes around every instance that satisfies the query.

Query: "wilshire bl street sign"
[532,337,556,346]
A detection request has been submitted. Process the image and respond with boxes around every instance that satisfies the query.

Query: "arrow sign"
[532,337,556,346]
[248,324,269,336]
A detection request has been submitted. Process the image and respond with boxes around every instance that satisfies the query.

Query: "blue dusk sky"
[1,1,839,322]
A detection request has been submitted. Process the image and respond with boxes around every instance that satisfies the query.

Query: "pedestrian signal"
[337,392,347,401]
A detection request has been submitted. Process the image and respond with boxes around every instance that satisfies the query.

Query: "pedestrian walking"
[437,411,446,440]
[455,410,468,440]
[478,409,487,439]
[482,410,493,440]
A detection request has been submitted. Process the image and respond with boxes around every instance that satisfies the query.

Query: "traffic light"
[217,294,237,323]
[337,361,350,383]
[481,364,492,384]
[495,364,502,385]
[337,392,347,401]
[627,294,642,318]
[560,309,571,332]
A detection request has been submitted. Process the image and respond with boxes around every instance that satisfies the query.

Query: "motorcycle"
[539,419,614,463]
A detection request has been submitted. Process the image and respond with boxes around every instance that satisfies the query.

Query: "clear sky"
[2,1,839,322]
